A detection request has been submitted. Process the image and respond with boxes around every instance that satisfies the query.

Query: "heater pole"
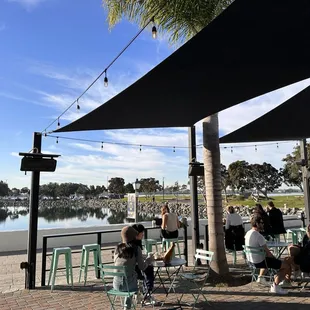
[26,132,42,289]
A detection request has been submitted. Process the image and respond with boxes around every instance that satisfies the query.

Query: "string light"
[44,134,292,151]
[41,15,158,134]
[104,70,108,87]
[56,137,59,144]
[57,118,60,127]
[101,142,103,150]
[151,17,157,39]
[277,143,279,149]
[76,99,80,110]
[255,145,257,152]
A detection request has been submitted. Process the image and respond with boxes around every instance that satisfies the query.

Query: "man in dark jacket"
[268,201,286,235]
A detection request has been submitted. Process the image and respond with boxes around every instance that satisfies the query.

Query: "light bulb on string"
[173,146,175,153]
[139,145,142,152]
[277,143,279,149]
[57,118,60,127]
[77,99,80,110]
[231,147,233,153]
[56,137,59,144]
[104,70,108,87]
[255,145,257,152]
[101,142,103,150]
[151,17,157,39]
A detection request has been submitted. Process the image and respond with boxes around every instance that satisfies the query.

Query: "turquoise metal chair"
[100,265,137,310]
[243,245,276,290]
[177,249,214,308]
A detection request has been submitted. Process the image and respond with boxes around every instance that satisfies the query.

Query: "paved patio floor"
[0,238,310,309]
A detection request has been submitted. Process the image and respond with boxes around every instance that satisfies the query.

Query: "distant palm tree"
[102,0,233,275]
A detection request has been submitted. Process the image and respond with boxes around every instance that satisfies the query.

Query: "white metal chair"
[177,249,214,308]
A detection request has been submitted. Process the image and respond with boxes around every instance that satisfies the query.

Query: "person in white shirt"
[245,214,292,295]
[225,206,245,251]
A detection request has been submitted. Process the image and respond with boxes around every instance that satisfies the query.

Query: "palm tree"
[101,0,233,275]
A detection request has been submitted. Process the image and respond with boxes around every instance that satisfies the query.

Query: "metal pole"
[135,190,138,223]
[26,132,42,289]
[162,177,165,201]
[300,139,310,225]
[188,126,200,260]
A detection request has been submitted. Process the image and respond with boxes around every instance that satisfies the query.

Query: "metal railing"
[41,225,188,286]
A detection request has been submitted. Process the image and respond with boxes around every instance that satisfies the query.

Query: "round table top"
[266,241,290,247]
[152,257,187,268]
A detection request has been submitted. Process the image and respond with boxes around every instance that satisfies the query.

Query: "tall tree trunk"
[203,114,229,275]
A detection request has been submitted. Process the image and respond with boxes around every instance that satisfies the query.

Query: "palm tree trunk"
[203,113,229,275]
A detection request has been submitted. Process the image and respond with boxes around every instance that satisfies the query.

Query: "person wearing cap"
[131,224,156,305]
[113,226,153,309]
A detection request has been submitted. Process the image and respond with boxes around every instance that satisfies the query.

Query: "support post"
[188,126,200,260]
[300,139,310,225]
[26,132,42,289]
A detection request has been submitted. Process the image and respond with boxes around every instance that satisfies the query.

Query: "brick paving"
[0,239,309,309]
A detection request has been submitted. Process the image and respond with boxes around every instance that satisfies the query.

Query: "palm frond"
[102,0,234,44]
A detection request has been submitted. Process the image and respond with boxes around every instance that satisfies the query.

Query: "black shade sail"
[55,0,310,133]
[220,86,310,143]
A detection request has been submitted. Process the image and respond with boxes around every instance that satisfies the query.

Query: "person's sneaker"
[256,276,269,286]
[279,280,293,288]
[270,283,288,295]
[144,296,158,306]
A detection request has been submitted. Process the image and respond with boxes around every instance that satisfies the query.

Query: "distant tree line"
[0,144,307,199]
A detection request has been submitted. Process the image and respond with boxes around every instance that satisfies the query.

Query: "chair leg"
[79,248,85,283]
[48,250,55,286]
[68,253,73,287]
[51,252,59,291]
[84,250,89,285]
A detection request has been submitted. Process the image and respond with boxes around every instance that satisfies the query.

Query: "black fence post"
[204,224,209,251]
[41,236,47,287]
[96,232,102,279]
[183,225,188,266]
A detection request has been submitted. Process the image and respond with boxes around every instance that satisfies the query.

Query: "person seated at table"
[225,206,245,252]
[161,204,180,242]
[253,204,273,239]
[245,214,292,294]
[288,224,310,278]
[113,226,154,309]
[267,201,286,236]
[131,224,157,305]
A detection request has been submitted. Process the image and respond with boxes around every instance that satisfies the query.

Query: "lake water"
[0,206,127,231]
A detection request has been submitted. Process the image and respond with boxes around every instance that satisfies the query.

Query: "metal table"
[266,241,290,259]
[148,257,186,304]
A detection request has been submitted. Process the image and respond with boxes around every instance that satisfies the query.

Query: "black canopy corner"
[220,85,310,144]
[55,0,310,133]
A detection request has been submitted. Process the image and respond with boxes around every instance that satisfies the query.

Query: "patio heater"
[19,132,60,289]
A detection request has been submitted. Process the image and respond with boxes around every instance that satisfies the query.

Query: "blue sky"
[1,0,310,190]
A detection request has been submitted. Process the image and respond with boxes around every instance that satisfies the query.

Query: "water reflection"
[0,202,156,230]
